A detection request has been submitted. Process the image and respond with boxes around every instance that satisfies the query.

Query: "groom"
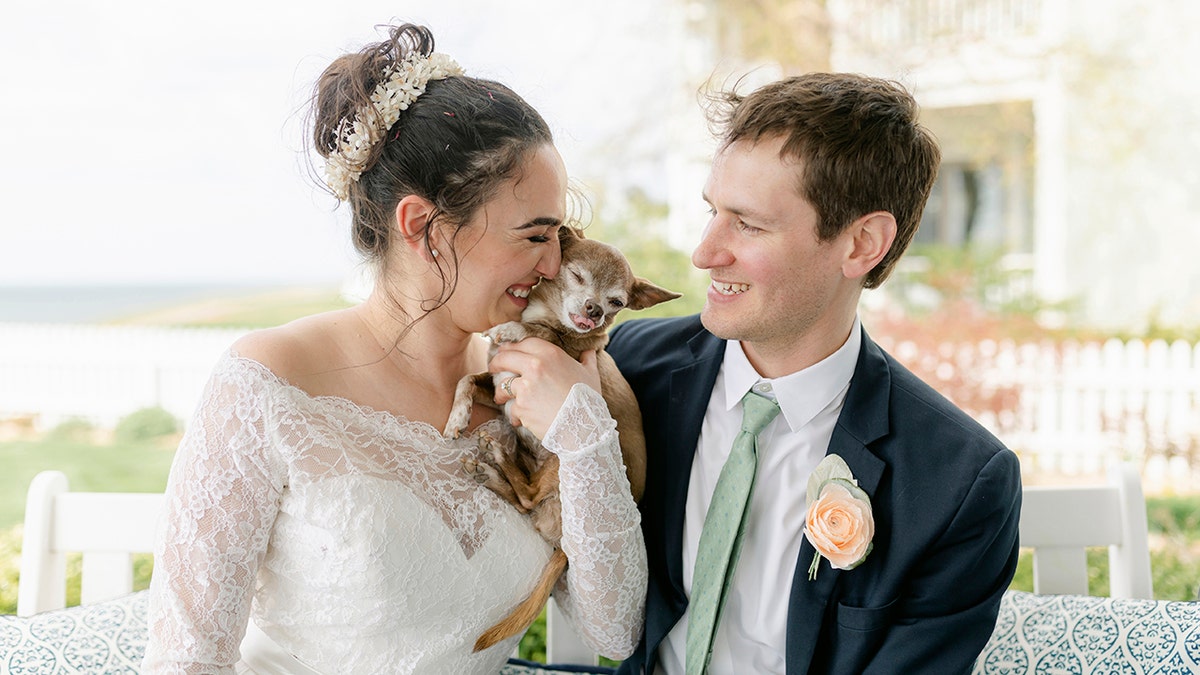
[608,73,1021,674]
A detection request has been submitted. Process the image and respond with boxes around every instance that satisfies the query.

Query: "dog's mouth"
[569,313,598,331]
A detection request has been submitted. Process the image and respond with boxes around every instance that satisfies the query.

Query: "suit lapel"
[662,329,725,603]
[786,328,891,674]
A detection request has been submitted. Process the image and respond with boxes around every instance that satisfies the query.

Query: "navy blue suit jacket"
[608,315,1021,675]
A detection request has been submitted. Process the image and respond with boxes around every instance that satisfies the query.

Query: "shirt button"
[754,382,772,393]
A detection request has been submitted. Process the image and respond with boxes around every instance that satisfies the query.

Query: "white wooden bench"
[16,462,1159,669]
[972,464,1186,672]
[1018,462,1153,598]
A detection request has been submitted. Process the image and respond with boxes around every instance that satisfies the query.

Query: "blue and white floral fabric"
[973,590,1200,674]
[0,591,147,674]
[0,591,615,674]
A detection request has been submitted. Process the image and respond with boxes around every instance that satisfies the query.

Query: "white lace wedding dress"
[142,353,647,674]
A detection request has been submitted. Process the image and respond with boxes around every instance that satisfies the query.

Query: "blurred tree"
[869,243,1067,344]
[705,0,831,73]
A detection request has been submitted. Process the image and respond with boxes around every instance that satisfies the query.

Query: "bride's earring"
[431,248,440,259]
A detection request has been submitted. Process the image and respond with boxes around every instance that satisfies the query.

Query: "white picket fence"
[0,323,249,430]
[885,337,1200,493]
[2,324,1199,491]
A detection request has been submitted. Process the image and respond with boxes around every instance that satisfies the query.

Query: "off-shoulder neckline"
[222,350,505,441]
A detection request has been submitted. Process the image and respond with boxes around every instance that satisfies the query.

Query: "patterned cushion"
[973,590,1200,674]
[0,593,612,675]
[0,591,149,674]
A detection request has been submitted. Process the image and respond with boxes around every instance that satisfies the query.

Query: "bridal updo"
[310,23,554,266]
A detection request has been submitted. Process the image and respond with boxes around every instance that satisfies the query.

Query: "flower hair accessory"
[324,51,464,200]
[803,454,874,580]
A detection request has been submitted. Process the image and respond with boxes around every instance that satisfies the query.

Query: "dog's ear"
[627,278,683,311]
[558,225,585,243]
[557,225,585,255]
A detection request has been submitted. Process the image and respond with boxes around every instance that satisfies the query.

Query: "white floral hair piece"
[324,51,464,200]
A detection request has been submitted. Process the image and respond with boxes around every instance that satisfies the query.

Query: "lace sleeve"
[142,356,287,674]
[541,383,647,659]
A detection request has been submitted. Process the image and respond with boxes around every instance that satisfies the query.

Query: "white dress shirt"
[656,319,862,675]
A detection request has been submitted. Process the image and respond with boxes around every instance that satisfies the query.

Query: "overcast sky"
[0,0,678,286]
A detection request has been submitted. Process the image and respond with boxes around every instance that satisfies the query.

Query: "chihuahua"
[443,225,680,652]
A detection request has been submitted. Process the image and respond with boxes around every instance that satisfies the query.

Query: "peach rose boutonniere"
[803,454,874,581]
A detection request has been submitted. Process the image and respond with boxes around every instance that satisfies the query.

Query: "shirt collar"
[721,316,862,432]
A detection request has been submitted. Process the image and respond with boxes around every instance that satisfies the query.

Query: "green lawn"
[0,438,177,529]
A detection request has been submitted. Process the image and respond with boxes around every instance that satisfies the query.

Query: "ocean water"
[0,285,281,323]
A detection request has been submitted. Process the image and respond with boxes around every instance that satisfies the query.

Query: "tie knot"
[740,390,781,436]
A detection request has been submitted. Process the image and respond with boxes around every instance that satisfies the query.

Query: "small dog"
[443,225,680,652]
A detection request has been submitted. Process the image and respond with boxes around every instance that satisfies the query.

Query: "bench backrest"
[1018,463,1153,598]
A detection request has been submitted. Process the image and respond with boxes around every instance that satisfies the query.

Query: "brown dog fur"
[443,226,680,652]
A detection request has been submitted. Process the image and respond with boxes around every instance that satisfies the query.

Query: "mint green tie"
[685,389,781,675]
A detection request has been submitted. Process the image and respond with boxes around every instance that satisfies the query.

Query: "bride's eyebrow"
[516,217,562,229]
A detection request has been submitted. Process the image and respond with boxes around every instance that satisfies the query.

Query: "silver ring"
[501,376,518,398]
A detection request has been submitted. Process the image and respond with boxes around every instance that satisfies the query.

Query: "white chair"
[17,470,162,616]
[16,469,599,664]
[1018,462,1153,598]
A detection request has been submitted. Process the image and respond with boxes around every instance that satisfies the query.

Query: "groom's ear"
[841,211,896,282]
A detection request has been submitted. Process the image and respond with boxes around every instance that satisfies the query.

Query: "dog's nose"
[585,300,604,320]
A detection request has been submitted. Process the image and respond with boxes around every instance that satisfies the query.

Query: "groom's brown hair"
[706,72,941,289]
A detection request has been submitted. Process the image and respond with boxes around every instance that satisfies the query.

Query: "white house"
[827,0,1200,332]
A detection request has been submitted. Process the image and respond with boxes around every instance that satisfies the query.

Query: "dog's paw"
[443,402,473,439]
[477,427,511,466]
[461,456,490,485]
[475,432,506,466]
[484,322,528,345]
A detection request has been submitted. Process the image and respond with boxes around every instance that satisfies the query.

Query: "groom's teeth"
[509,287,530,298]
[713,282,750,295]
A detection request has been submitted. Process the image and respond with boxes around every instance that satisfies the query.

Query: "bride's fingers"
[488,341,600,438]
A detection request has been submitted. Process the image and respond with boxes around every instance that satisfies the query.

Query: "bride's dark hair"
[310,23,554,271]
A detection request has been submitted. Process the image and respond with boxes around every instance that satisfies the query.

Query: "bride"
[141,22,647,674]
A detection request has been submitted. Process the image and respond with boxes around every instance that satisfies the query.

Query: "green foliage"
[44,417,96,444]
[1144,496,1200,601]
[1136,315,1200,344]
[1145,496,1200,537]
[517,607,548,662]
[885,244,1067,334]
[0,525,19,615]
[708,0,831,73]
[0,438,176,529]
[114,407,179,444]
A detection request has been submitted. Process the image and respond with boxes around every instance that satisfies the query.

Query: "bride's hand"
[489,338,600,440]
